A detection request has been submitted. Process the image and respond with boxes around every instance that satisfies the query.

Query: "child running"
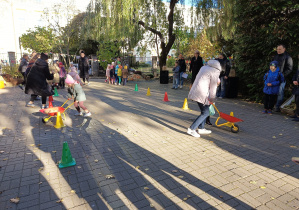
[65,74,91,117]
[263,61,284,114]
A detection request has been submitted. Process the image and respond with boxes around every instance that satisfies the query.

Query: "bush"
[166,57,176,68]
[138,62,151,67]
[1,65,22,78]
[134,71,142,75]
[146,74,154,78]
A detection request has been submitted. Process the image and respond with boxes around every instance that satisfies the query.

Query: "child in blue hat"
[263,61,284,114]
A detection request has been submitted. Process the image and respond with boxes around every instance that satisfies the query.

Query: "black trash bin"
[226,77,239,98]
[160,70,169,84]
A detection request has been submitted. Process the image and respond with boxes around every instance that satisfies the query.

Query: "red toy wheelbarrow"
[39,99,74,123]
[212,103,243,133]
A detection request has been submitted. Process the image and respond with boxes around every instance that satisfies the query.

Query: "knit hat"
[124,65,127,70]
[59,62,63,66]
[270,61,278,68]
[65,74,75,84]
[40,53,48,61]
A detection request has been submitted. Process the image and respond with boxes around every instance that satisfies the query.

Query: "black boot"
[206,116,212,125]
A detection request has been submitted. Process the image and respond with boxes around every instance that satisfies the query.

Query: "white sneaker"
[179,85,183,88]
[197,128,212,134]
[87,82,90,86]
[187,128,201,138]
[84,112,91,117]
[75,112,83,116]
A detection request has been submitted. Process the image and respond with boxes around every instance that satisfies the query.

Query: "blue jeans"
[123,78,127,86]
[173,75,179,88]
[190,103,210,130]
[179,72,184,86]
[216,76,226,97]
[276,81,286,109]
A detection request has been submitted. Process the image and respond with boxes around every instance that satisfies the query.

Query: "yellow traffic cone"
[54,112,65,129]
[182,98,189,110]
[0,81,4,89]
[146,87,151,96]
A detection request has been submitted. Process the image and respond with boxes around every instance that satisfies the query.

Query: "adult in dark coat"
[190,50,203,84]
[78,51,90,85]
[25,53,53,108]
[273,44,293,112]
[216,53,231,98]
[178,54,186,88]
[291,68,299,121]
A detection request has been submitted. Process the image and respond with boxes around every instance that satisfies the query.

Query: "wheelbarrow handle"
[61,98,71,108]
[63,102,75,112]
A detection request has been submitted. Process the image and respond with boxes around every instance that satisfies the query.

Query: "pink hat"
[65,74,75,84]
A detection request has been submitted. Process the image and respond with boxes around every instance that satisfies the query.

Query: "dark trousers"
[264,94,277,110]
[30,95,47,104]
[21,72,26,85]
[296,95,299,116]
[123,78,127,86]
[82,76,89,83]
[59,77,65,88]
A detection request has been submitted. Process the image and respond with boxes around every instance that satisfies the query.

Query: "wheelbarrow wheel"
[42,117,49,123]
[231,125,239,133]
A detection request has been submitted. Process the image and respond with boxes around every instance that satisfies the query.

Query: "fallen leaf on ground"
[38,167,44,172]
[172,170,178,173]
[144,187,149,190]
[34,159,40,161]
[260,186,266,189]
[94,159,99,163]
[26,153,32,155]
[52,151,56,153]
[29,144,35,147]
[3,158,8,161]
[249,181,257,184]
[272,136,276,139]
[38,182,42,185]
[0,151,4,154]
[178,176,184,179]
[219,195,224,199]
[37,144,42,147]
[70,190,76,193]
[271,197,275,200]
[10,197,20,203]
[145,168,149,171]
[290,146,297,148]
[77,166,81,169]
[105,174,115,179]
[150,204,154,208]
[183,197,188,201]
[56,199,63,203]
[135,166,140,169]
[279,133,283,136]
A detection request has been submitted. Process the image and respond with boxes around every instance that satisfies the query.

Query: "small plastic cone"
[0,81,5,89]
[54,112,65,129]
[146,87,151,96]
[53,87,59,97]
[135,84,138,91]
[49,95,54,102]
[182,98,189,110]
[48,101,53,108]
[58,141,76,168]
[163,92,169,102]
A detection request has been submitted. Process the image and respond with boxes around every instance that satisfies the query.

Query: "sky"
[0,0,90,58]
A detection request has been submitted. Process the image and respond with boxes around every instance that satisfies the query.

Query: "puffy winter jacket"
[263,68,284,95]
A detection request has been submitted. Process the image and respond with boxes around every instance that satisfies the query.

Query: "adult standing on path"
[78,51,90,85]
[216,53,231,98]
[291,68,299,121]
[273,44,293,112]
[190,50,203,85]
[178,54,186,89]
[187,60,221,137]
[18,54,29,90]
[25,53,53,109]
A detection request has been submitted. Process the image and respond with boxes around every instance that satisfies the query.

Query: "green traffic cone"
[58,141,76,168]
[53,87,59,97]
[135,84,138,91]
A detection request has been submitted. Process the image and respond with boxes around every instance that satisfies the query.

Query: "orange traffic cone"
[163,92,169,102]
[48,96,54,108]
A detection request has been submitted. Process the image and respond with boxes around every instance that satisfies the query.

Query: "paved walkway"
[0,79,298,210]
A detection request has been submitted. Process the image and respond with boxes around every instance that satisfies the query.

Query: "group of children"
[105,62,129,86]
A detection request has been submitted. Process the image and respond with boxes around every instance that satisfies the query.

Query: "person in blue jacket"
[263,61,284,114]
